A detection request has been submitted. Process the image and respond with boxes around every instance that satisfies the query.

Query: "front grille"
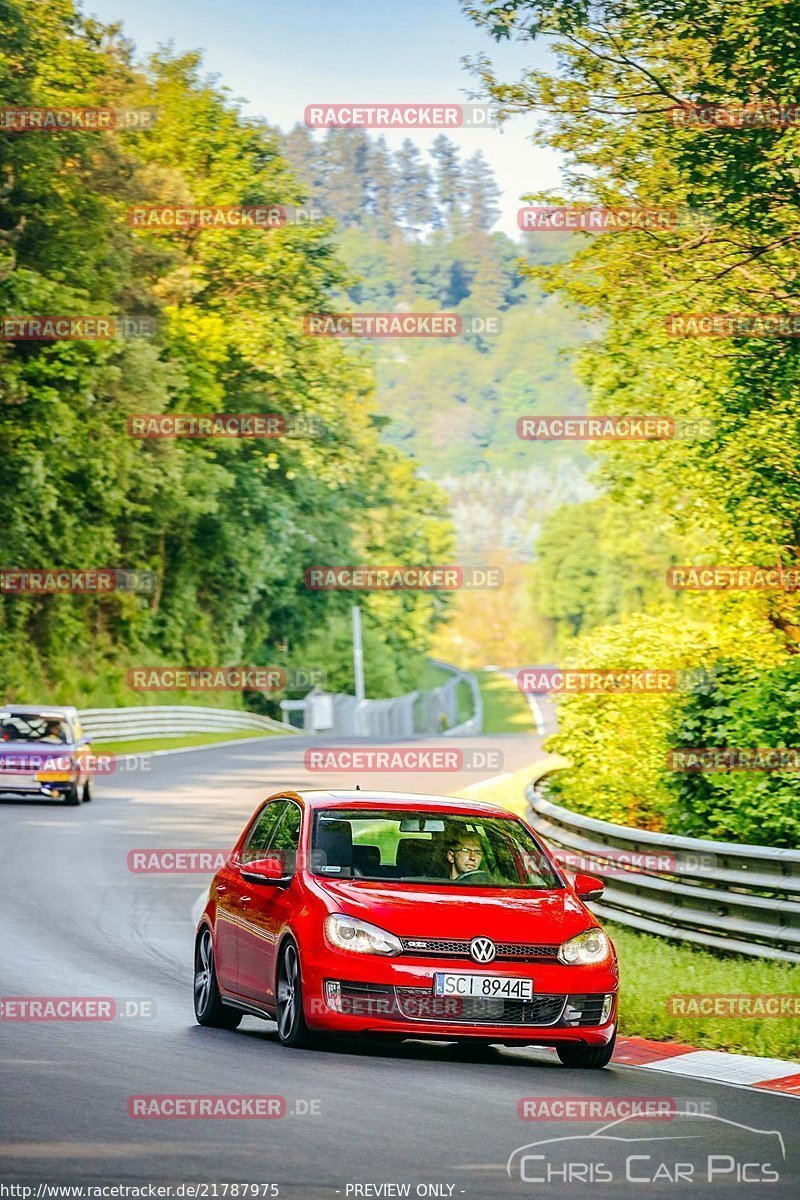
[330,981,611,1028]
[400,937,559,961]
[394,987,566,1026]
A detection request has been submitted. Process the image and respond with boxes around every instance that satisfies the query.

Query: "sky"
[82,0,564,237]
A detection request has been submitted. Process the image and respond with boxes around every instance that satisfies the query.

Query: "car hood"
[314,878,593,944]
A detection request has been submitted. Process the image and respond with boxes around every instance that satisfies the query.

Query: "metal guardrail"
[427,659,483,737]
[299,660,483,738]
[304,691,418,738]
[79,705,292,743]
[526,774,800,963]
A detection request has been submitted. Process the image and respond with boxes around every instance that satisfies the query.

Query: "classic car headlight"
[324,914,403,956]
[558,928,610,966]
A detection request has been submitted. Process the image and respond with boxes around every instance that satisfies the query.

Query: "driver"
[41,720,65,743]
[447,833,484,880]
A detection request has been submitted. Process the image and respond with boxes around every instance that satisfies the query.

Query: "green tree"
[394,138,436,235]
[462,149,501,232]
[430,134,464,226]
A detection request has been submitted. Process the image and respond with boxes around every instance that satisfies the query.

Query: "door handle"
[240,896,251,907]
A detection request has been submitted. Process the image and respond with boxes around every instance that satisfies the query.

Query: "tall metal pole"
[352,604,365,701]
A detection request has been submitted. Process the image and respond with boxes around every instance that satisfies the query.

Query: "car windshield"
[0,713,70,743]
[311,809,563,889]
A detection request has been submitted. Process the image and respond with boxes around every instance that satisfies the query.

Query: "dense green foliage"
[282,126,592,564]
[669,659,800,845]
[466,0,800,844]
[0,0,455,706]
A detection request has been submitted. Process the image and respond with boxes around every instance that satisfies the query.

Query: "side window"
[269,803,302,874]
[240,801,287,864]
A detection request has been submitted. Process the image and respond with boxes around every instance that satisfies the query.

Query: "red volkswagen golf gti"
[194,790,619,1068]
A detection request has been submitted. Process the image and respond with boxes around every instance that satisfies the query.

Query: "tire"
[64,783,81,806]
[194,928,242,1030]
[276,940,314,1048]
[556,1032,616,1069]
[82,780,92,803]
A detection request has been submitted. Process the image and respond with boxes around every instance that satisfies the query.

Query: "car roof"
[287,789,514,817]
[0,705,78,717]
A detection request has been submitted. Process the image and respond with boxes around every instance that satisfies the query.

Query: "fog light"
[324,980,343,1013]
[601,993,614,1023]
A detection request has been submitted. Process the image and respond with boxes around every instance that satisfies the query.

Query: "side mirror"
[240,855,289,885]
[573,872,605,901]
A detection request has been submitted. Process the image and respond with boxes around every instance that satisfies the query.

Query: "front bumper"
[301,949,618,1045]
[0,776,77,799]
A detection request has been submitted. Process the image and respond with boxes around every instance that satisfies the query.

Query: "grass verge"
[476,668,536,733]
[94,728,286,755]
[455,761,800,1061]
[611,923,800,1060]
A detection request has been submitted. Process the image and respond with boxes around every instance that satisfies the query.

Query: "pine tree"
[367,136,397,235]
[463,150,502,232]
[430,134,464,224]
[282,124,324,201]
[394,138,435,235]
[322,127,371,227]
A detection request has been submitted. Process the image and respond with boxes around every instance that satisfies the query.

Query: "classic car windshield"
[0,713,71,743]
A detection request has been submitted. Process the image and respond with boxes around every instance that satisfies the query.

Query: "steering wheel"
[456,869,491,883]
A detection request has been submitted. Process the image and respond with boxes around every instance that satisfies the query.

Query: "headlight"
[324,914,403,956]
[558,928,610,966]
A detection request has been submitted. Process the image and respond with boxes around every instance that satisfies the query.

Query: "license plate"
[433,973,533,1000]
[0,774,34,790]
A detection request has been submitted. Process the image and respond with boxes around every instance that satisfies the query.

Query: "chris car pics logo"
[507,1113,784,1185]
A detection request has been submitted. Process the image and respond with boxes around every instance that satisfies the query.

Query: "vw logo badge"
[470,936,496,964]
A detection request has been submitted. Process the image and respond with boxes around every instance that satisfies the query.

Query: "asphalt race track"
[1,733,797,1198]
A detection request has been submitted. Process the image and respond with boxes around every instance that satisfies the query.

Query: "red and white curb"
[612,1036,800,1096]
